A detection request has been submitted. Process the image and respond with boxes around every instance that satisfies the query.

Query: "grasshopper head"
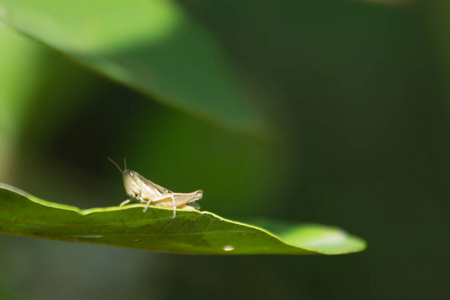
[108,157,143,199]
[123,170,142,198]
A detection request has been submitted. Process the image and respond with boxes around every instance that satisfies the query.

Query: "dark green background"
[0,0,449,299]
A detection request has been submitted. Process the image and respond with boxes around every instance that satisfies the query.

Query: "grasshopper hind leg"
[140,194,177,218]
[171,194,176,219]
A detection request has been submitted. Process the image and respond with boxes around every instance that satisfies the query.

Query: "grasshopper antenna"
[108,157,123,174]
[123,158,127,170]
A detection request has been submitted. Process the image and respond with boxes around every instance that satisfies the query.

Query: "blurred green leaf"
[0,0,266,137]
[0,183,366,255]
[0,28,43,179]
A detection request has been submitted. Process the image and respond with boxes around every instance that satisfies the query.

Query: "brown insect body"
[109,158,202,218]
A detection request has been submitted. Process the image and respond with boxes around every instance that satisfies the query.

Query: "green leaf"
[0,183,366,255]
[0,28,44,177]
[0,0,266,137]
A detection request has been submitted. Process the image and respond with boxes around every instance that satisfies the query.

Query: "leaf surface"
[0,184,366,255]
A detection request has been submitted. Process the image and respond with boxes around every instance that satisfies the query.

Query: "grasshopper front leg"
[143,199,152,212]
[119,199,132,206]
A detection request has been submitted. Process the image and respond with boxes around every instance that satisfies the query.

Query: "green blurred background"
[0,0,449,299]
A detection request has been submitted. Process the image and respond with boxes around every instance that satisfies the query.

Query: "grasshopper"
[108,158,202,218]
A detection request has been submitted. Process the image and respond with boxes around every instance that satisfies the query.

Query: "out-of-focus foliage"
[0,0,449,299]
[0,0,267,136]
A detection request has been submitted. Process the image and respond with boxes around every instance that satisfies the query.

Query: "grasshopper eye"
[129,172,134,177]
